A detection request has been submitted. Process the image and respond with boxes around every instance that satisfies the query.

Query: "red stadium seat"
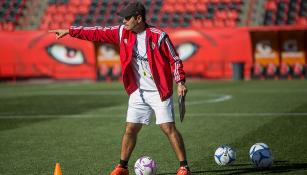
[60,21,71,28]
[79,5,89,14]
[3,22,15,31]
[186,4,197,13]
[231,0,243,3]
[225,19,236,27]
[222,0,231,3]
[49,22,60,29]
[210,0,220,4]
[213,19,225,27]
[202,19,214,27]
[196,4,207,12]
[297,18,307,25]
[174,3,186,13]
[43,13,53,22]
[188,0,198,3]
[81,0,92,6]
[39,20,49,30]
[64,13,75,22]
[161,5,175,13]
[67,5,78,13]
[46,5,57,13]
[228,10,238,20]
[216,11,227,20]
[265,1,277,11]
[57,5,67,13]
[190,19,203,28]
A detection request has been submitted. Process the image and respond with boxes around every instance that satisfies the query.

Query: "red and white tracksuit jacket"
[69,25,185,101]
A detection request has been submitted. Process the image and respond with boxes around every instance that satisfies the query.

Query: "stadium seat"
[67,5,78,13]
[3,0,306,30]
[214,19,225,27]
[265,1,277,11]
[202,19,214,27]
[57,5,67,13]
[228,10,238,20]
[196,4,207,12]
[297,17,307,25]
[216,11,227,20]
[225,19,236,27]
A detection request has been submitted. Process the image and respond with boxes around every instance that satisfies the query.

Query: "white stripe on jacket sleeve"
[165,37,180,82]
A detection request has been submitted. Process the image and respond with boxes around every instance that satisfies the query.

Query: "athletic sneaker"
[109,164,129,175]
[176,166,192,175]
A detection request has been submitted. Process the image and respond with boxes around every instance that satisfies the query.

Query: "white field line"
[1,87,307,97]
[0,112,307,119]
[191,89,307,93]
[1,92,306,119]
[188,95,232,104]
[188,113,307,117]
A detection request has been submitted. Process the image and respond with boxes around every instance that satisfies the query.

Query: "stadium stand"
[0,0,26,31]
[0,0,306,31]
[263,0,307,26]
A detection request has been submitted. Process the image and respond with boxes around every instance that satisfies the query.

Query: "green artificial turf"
[0,80,307,175]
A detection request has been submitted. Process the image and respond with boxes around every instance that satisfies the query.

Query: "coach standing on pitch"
[49,2,190,175]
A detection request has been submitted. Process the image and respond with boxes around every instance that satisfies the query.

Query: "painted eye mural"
[167,28,252,79]
[176,42,198,61]
[46,44,85,65]
[0,31,96,79]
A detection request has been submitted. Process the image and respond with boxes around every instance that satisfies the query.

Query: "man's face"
[123,15,139,31]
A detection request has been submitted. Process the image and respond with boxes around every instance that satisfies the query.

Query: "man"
[49,2,191,175]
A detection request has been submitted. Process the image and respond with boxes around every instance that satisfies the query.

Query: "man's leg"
[159,122,191,175]
[110,122,142,175]
[120,122,143,161]
[159,122,186,161]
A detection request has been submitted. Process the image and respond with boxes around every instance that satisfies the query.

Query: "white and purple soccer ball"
[249,143,273,168]
[134,156,157,175]
[214,145,236,165]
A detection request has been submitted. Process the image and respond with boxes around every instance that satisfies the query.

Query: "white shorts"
[127,89,175,125]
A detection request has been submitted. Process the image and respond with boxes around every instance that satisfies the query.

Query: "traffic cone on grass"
[54,163,62,175]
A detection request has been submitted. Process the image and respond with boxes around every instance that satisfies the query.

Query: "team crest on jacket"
[151,42,156,50]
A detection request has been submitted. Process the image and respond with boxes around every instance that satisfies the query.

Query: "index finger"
[48,30,58,33]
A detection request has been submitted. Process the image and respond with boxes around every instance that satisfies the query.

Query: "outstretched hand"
[49,29,69,39]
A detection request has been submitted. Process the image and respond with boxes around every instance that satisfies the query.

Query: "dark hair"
[118,2,146,22]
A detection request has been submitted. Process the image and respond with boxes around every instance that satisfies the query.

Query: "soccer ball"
[214,145,236,165]
[249,143,269,158]
[249,143,273,168]
[251,149,273,168]
[134,156,157,175]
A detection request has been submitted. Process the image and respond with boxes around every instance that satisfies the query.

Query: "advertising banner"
[280,31,306,65]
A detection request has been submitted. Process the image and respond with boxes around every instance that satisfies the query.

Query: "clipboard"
[178,95,186,122]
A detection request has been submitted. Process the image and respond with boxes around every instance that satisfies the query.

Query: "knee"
[125,123,142,136]
[160,123,177,136]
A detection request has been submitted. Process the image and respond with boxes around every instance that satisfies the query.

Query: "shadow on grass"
[0,95,121,116]
[157,161,307,175]
[0,118,54,131]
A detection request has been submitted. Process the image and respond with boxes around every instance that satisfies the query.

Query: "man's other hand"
[177,82,187,97]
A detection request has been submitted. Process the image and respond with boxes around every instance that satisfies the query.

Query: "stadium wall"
[0,27,306,81]
[0,31,96,80]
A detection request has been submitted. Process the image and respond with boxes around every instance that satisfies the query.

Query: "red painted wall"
[1,27,305,80]
[0,31,96,79]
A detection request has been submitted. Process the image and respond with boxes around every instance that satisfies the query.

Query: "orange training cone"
[54,163,62,175]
